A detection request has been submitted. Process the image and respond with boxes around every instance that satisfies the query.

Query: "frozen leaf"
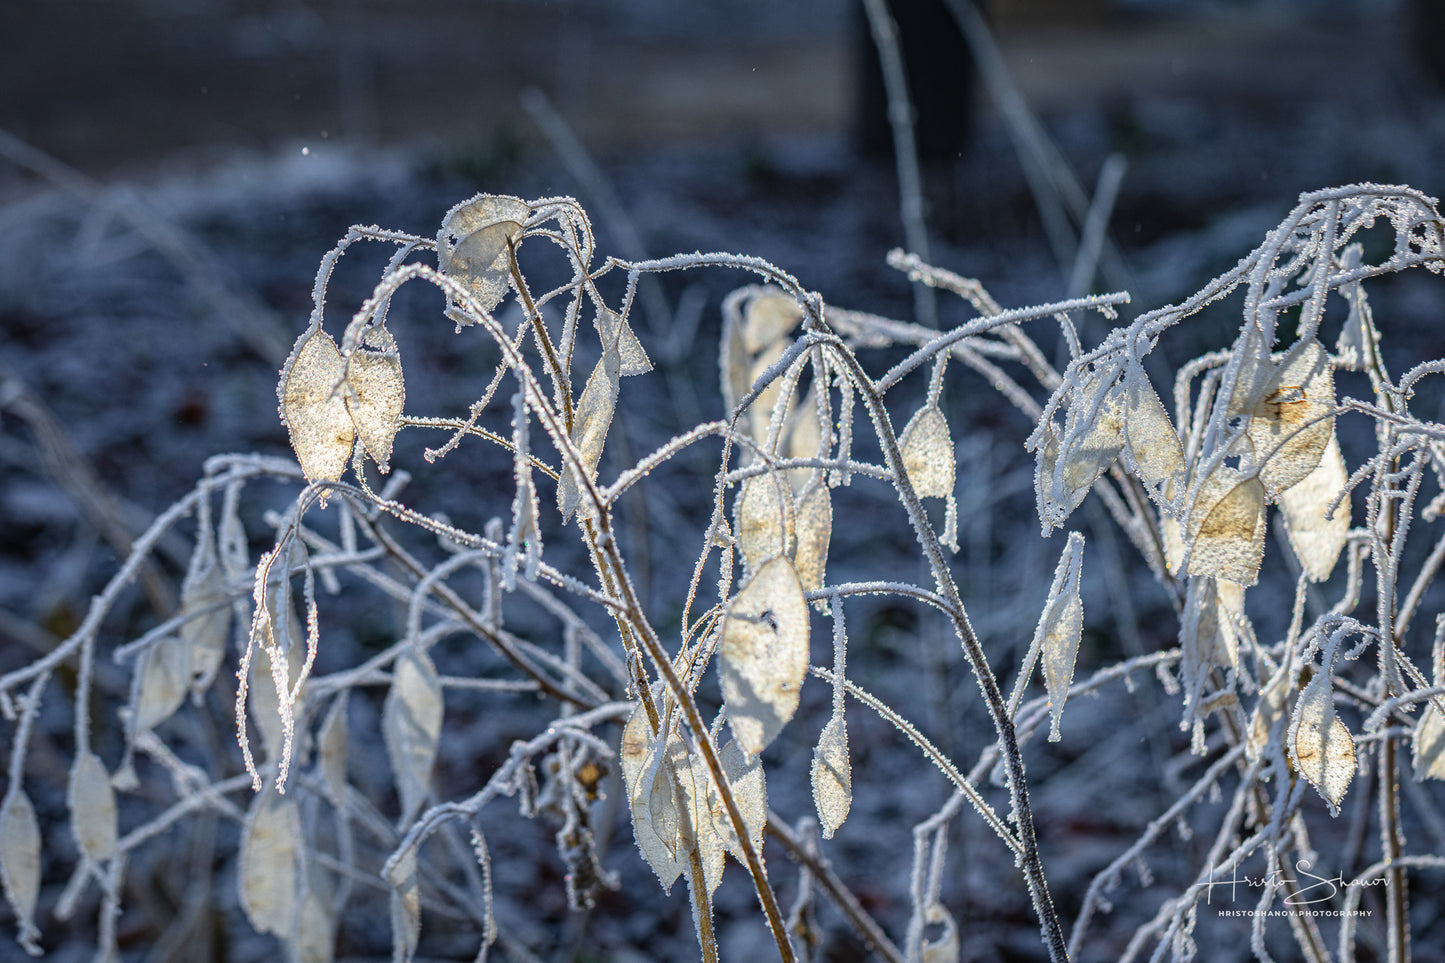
[1290,681,1356,809]
[180,559,230,697]
[69,751,117,863]
[1187,470,1266,585]
[792,482,831,594]
[437,194,529,314]
[318,695,349,805]
[1280,433,1349,581]
[596,308,652,377]
[387,847,420,963]
[1413,702,1445,780]
[135,635,190,732]
[346,345,405,472]
[785,387,824,491]
[384,648,443,826]
[719,556,810,756]
[1246,340,1335,499]
[747,341,787,446]
[646,740,691,861]
[735,472,795,574]
[280,327,354,488]
[0,791,40,951]
[558,345,620,522]
[920,904,960,963]
[295,883,336,963]
[620,706,684,892]
[1038,533,1085,742]
[250,630,307,769]
[742,290,802,354]
[239,789,300,938]
[686,757,726,896]
[715,739,766,865]
[810,715,851,838]
[1061,381,1124,496]
[1247,667,1292,761]
[1123,364,1184,487]
[899,405,954,500]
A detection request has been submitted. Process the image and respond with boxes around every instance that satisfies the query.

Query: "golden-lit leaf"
[792,482,831,595]
[1280,433,1349,581]
[1247,340,1335,499]
[1061,380,1124,499]
[742,290,802,354]
[437,194,529,314]
[1413,702,1445,781]
[810,715,851,838]
[1187,470,1266,585]
[280,327,354,488]
[384,648,444,827]
[719,556,810,756]
[899,405,954,500]
[1039,533,1085,742]
[1290,681,1356,809]
[1123,364,1184,487]
[558,345,620,522]
[345,345,405,472]
[239,789,300,938]
[735,472,795,574]
[69,751,117,863]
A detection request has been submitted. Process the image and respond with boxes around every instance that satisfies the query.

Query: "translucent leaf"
[686,756,727,896]
[920,903,960,963]
[1038,533,1085,742]
[318,695,349,805]
[810,715,851,838]
[295,882,336,963]
[1061,381,1124,497]
[558,345,620,522]
[742,290,802,354]
[719,556,810,756]
[792,482,831,594]
[1122,364,1184,487]
[715,739,766,865]
[135,635,190,732]
[899,405,954,500]
[384,649,444,827]
[1280,433,1349,582]
[596,308,652,377]
[250,630,306,769]
[785,387,824,492]
[280,327,354,488]
[180,558,230,697]
[346,346,405,473]
[1247,667,1292,761]
[387,847,420,963]
[1290,681,1356,809]
[1186,470,1266,585]
[69,751,117,863]
[1413,702,1445,780]
[735,472,795,574]
[746,341,787,446]
[0,791,41,952]
[437,194,529,315]
[620,706,684,892]
[239,789,300,938]
[1246,340,1335,499]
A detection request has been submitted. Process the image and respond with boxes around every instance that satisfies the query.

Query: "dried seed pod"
[280,327,354,488]
[719,556,810,756]
[1289,680,1356,809]
[437,194,530,315]
[792,482,831,595]
[1122,363,1184,488]
[810,715,851,838]
[899,405,954,500]
[735,472,795,574]
[1039,533,1085,742]
[345,341,405,473]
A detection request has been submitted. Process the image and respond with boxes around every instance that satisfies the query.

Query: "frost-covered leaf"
[280,327,354,488]
[1038,533,1085,742]
[250,629,307,769]
[719,556,810,756]
[1290,681,1356,809]
[899,405,954,500]
[0,791,41,952]
[715,739,766,865]
[180,558,230,697]
[620,706,685,892]
[1247,666,1293,762]
[792,482,831,594]
[1122,363,1184,487]
[384,648,443,827]
[1186,470,1266,585]
[746,341,787,446]
[596,308,652,376]
[810,715,851,838]
[437,194,529,315]
[135,635,190,732]
[1246,340,1335,499]
[735,472,795,574]
[69,751,117,863]
[742,289,802,354]
[920,903,960,963]
[1280,433,1349,581]
[317,694,349,805]
[295,882,336,963]
[558,345,620,522]
[1413,702,1445,780]
[387,847,420,963]
[346,344,405,472]
[239,789,300,938]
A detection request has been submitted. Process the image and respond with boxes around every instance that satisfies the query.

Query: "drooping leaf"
[1280,433,1350,581]
[1290,680,1356,809]
[899,405,954,500]
[383,648,444,827]
[715,739,766,866]
[1060,376,1125,505]
[1038,533,1085,742]
[620,705,685,892]
[69,751,117,863]
[0,791,41,952]
[1122,363,1184,487]
[317,694,349,805]
[135,634,190,733]
[387,847,421,963]
[1413,701,1445,780]
[810,715,851,838]
[596,308,652,377]
[295,879,336,963]
[1247,666,1292,762]
[742,290,802,354]
[1246,340,1335,499]
[437,194,530,315]
[239,788,300,938]
[735,472,795,574]
[249,626,306,770]
[345,342,405,473]
[558,344,620,522]
[180,556,230,697]
[280,327,354,488]
[719,556,811,756]
[1186,469,1266,585]
[792,482,831,595]
[746,340,787,447]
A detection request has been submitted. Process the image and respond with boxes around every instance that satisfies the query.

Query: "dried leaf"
[899,405,954,500]
[1061,381,1124,495]
[135,635,190,732]
[742,290,802,354]
[384,649,444,827]
[1187,470,1266,585]
[250,629,306,769]
[735,472,795,574]
[596,308,652,377]
[1280,433,1349,581]
[1413,702,1445,780]
[1123,364,1184,487]
[920,904,960,963]
[180,559,230,697]
[1039,533,1085,742]
[437,194,529,314]
[69,751,117,863]
[346,346,405,472]
[810,715,851,838]
[387,847,420,963]
[239,789,300,938]
[280,327,354,487]
[746,340,787,446]
[558,345,620,522]
[1246,340,1335,499]
[620,706,685,892]
[1290,681,1356,809]
[686,756,727,896]
[719,556,811,756]
[792,482,831,594]
[715,739,766,865]
[0,791,41,951]
[1247,666,1293,762]
[295,882,336,963]
[318,694,349,805]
